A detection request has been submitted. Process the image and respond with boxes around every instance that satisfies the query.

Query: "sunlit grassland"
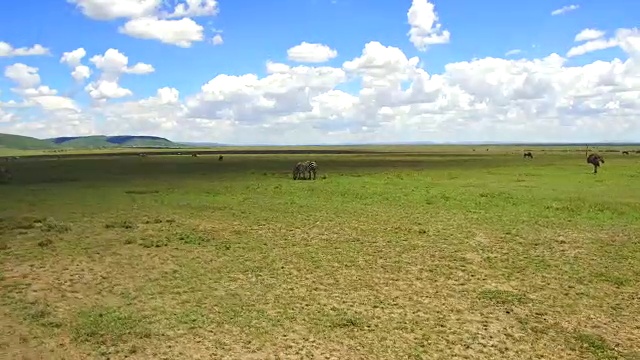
[1,148,639,359]
[2,143,639,158]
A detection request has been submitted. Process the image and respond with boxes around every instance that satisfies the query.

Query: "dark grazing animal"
[0,166,11,183]
[218,155,224,161]
[587,153,605,174]
[523,151,533,159]
[192,153,199,157]
[622,151,629,155]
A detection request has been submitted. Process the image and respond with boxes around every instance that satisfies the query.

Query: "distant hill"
[48,135,179,148]
[0,133,185,150]
[0,133,57,150]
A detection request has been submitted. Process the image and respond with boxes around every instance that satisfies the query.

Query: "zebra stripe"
[306,161,317,180]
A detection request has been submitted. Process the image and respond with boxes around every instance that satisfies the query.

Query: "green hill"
[0,133,57,150]
[48,135,179,148]
[0,133,183,150]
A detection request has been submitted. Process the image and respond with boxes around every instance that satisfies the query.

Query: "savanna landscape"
[1,145,639,359]
[2,0,640,358]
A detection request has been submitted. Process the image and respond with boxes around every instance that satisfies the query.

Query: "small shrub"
[142,217,175,225]
[105,219,137,230]
[0,215,46,232]
[71,306,151,347]
[573,332,618,359]
[479,289,530,306]
[37,238,54,248]
[40,218,71,233]
[176,231,211,245]
[143,217,164,224]
[138,237,168,248]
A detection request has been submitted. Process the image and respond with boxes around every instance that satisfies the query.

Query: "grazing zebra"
[0,166,11,183]
[587,153,605,174]
[292,160,319,180]
[523,151,533,159]
[622,151,629,155]
[306,161,318,180]
[298,161,318,180]
[138,153,147,157]
[292,161,305,180]
[218,155,224,161]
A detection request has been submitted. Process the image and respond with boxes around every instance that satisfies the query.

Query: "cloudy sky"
[0,0,638,144]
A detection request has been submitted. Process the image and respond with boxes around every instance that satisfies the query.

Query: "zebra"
[306,161,318,180]
[587,153,605,174]
[294,160,318,180]
[523,151,533,159]
[292,161,306,180]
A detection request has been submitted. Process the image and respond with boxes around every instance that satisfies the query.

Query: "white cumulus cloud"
[84,48,155,100]
[0,42,50,57]
[3,2,640,145]
[67,0,161,20]
[211,34,223,46]
[287,42,338,63]
[3,63,80,113]
[60,48,92,82]
[407,0,450,51]
[68,0,221,48]
[119,16,204,48]
[575,28,606,42]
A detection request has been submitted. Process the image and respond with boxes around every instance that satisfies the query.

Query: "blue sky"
[0,0,639,144]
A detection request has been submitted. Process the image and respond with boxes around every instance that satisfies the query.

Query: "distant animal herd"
[1,148,637,184]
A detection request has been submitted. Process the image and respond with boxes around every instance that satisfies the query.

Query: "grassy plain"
[1,146,639,359]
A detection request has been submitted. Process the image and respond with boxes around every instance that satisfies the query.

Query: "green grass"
[1,147,639,359]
